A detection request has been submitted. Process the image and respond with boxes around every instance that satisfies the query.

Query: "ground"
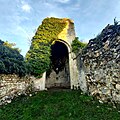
[0,90,120,120]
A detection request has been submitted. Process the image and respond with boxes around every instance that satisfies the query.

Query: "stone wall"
[78,24,120,103]
[69,52,80,89]
[0,73,46,105]
[46,18,79,89]
[57,19,80,89]
[46,69,70,88]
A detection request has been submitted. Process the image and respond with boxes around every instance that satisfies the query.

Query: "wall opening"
[46,41,70,89]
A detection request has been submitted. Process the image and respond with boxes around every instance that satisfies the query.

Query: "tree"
[3,41,21,53]
[0,39,27,76]
[0,60,5,73]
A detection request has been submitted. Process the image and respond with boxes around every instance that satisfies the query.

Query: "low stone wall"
[78,24,120,104]
[0,73,46,105]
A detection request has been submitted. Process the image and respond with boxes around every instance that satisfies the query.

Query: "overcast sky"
[0,0,120,56]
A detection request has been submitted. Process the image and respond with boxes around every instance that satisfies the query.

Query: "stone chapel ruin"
[0,17,120,105]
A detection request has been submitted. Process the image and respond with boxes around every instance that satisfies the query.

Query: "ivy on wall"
[26,17,67,77]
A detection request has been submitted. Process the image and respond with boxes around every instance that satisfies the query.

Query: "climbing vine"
[26,17,67,77]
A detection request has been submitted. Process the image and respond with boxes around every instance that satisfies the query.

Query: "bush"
[0,39,27,77]
[72,37,87,53]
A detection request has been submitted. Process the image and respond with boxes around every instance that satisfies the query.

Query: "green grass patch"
[0,90,120,120]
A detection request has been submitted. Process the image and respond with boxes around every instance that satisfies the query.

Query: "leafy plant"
[0,39,27,77]
[26,17,67,77]
[3,41,21,52]
[72,37,87,53]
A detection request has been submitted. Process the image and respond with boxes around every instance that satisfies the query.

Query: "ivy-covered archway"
[46,41,70,89]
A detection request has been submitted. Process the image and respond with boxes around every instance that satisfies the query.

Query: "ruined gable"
[78,24,120,103]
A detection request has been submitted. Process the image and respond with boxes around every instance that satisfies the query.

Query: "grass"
[0,90,120,120]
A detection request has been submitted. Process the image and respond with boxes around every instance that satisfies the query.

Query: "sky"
[0,0,120,56]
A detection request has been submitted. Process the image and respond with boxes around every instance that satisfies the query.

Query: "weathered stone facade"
[0,73,46,105]
[46,18,79,89]
[77,24,120,103]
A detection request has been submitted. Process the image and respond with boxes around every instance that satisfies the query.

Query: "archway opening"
[46,41,70,89]
[51,41,68,74]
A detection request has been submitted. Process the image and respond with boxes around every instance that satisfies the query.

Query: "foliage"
[3,41,16,48]
[72,37,87,53]
[0,90,120,120]
[3,41,21,52]
[0,39,27,76]
[26,17,67,77]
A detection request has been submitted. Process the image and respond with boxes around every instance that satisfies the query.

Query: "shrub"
[72,37,87,53]
[0,39,27,77]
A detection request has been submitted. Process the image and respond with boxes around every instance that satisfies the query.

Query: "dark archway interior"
[51,41,69,74]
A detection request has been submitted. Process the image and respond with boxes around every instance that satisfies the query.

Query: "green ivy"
[71,37,87,54]
[26,17,67,77]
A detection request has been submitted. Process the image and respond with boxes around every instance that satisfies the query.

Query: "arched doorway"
[46,41,70,89]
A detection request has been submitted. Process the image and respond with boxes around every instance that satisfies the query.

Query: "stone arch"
[52,39,71,53]
[45,40,71,89]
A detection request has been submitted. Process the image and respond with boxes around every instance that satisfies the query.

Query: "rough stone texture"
[77,56,88,93]
[46,69,70,88]
[78,24,120,103]
[32,72,46,91]
[0,73,46,105]
[69,52,80,89]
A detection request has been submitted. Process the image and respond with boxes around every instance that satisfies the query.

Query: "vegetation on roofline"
[0,39,27,77]
[26,17,67,77]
